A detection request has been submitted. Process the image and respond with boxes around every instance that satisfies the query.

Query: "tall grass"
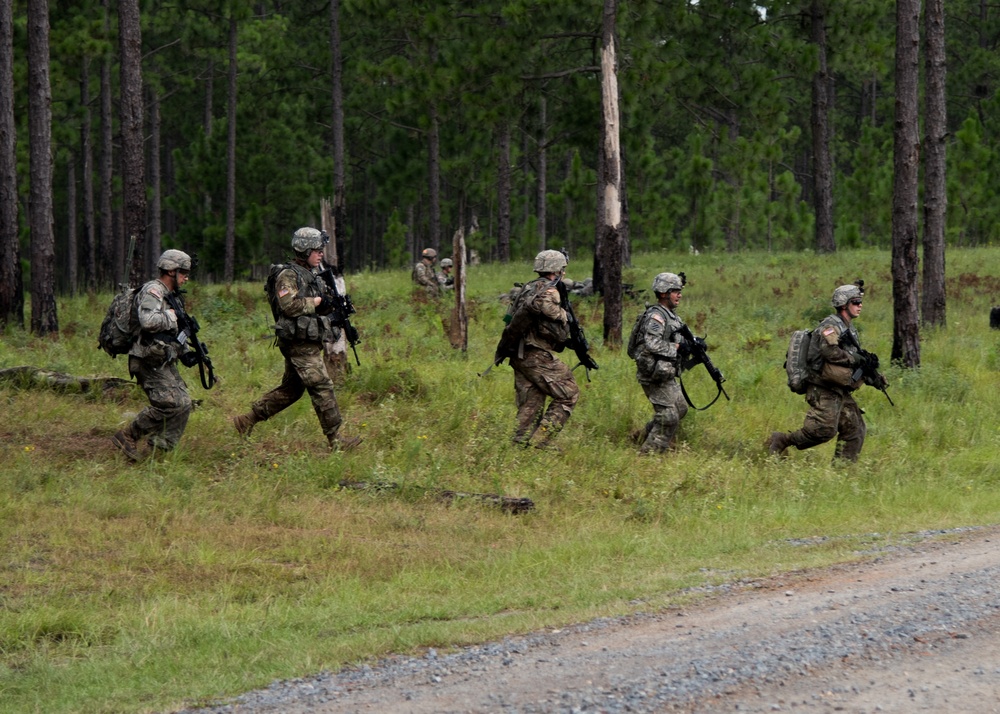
[1,248,998,713]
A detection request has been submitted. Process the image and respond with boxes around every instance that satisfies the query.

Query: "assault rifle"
[317,262,361,366]
[555,279,599,379]
[674,323,729,410]
[164,290,216,390]
[840,332,893,406]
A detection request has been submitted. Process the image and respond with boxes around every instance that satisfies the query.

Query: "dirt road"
[182,526,1000,714]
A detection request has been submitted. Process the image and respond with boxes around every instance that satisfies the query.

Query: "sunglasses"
[849,299,863,306]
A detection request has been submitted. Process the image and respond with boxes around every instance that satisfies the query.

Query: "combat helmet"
[421,248,438,260]
[440,258,453,269]
[652,272,684,294]
[533,249,568,274]
[157,249,192,272]
[291,227,328,258]
[831,282,864,308]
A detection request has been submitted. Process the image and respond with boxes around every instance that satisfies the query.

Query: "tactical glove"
[180,351,200,368]
[316,295,335,315]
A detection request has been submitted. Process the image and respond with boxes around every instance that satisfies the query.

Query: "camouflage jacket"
[129,278,181,362]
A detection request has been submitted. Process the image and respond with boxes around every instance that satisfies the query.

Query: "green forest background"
[4,0,999,288]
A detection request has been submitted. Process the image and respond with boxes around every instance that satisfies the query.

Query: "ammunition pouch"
[819,362,854,387]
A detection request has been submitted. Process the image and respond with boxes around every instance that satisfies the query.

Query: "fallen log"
[0,366,139,397]
[338,479,535,515]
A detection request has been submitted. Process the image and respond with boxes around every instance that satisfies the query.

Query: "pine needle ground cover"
[1,248,999,714]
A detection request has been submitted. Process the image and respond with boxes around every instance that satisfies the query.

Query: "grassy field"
[1,247,999,713]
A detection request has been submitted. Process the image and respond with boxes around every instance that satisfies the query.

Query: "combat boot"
[329,434,363,452]
[768,431,792,457]
[111,429,141,462]
[232,412,258,437]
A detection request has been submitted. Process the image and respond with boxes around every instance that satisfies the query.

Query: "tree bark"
[449,227,467,351]
[537,95,547,251]
[224,14,237,282]
[119,0,145,288]
[891,0,921,367]
[0,0,23,328]
[98,0,114,288]
[329,0,347,270]
[428,105,441,253]
[67,153,77,294]
[810,0,836,253]
[599,0,623,348]
[921,0,947,327]
[80,55,96,292]
[497,121,511,262]
[148,86,162,279]
[28,0,57,335]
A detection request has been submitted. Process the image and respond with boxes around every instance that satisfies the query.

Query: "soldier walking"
[232,228,361,452]
[769,283,888,463]
[412,248,441,297]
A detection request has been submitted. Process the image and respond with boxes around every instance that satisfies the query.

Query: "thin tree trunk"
[119,0,145,288]
[811,0,835,253]
[428,105,441,253]
[28,0,57,335]
[497,121,511,262]
[224,14,237,282]
[203,59,213,217]
[80,55,96,292]
[599,0,623,347]
[99,0,114,288]
[537,95,547,251]
[891,0,921,367]
[0,0,23,328]
[148,86,162,278]
[67,153,77,294]
[921,0,947,327]
[329,0,347,269]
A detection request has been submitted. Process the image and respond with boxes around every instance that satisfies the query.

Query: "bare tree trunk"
[329,0,347,269]
[0,0,23,328]
[537,95,547,251]
[148,86,162,278]
[119,0,145,288]
[224,14,237,282]
[591,142,605,294]
[428,105,441,253]
[811,0,836,253]
[599,0,623,348]
[203,58,213,217]
[921,0,947,327]
[497,121,511,262]
[80,55,96,292]
[99,0,114,288]
[449,227,467,351]
[28,0,57,335]
[891,0,921,367]
[67,153,77,294]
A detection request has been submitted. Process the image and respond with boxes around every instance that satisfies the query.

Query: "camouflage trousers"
[249,340,343,438]
[785,383,866,462]
[510,348,579,445]
[638,377,688,454]
[127,356,192,451]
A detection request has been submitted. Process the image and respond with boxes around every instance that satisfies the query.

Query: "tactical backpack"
[626,305,670,360]
[98,287,140,358]
[263,263,287,321]
[784,329,813,394]
[493,279,555,364]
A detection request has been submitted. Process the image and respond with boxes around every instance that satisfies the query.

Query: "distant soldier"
[496,250,580,451]
[769,283,888,463]
[412,248,441,297]
[437,257,454,290]
[629,272,690,454]
[111,250,196,461]
[232,228,361,452]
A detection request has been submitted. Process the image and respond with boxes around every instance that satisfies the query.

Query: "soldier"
[437,257,454,290]
[630,272,690,454]
[232,227,361,452]
[502,249,580,451]
[769,283,888,462]
[412,248,441,297]
[111,249,196,461]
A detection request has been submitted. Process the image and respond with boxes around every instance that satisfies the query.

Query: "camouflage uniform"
[412,260,441,297]
[508,277,580,448]
[773,314,868,461]
[123,278,193,451]
[244,263,346,443]
[633,304,689,453]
